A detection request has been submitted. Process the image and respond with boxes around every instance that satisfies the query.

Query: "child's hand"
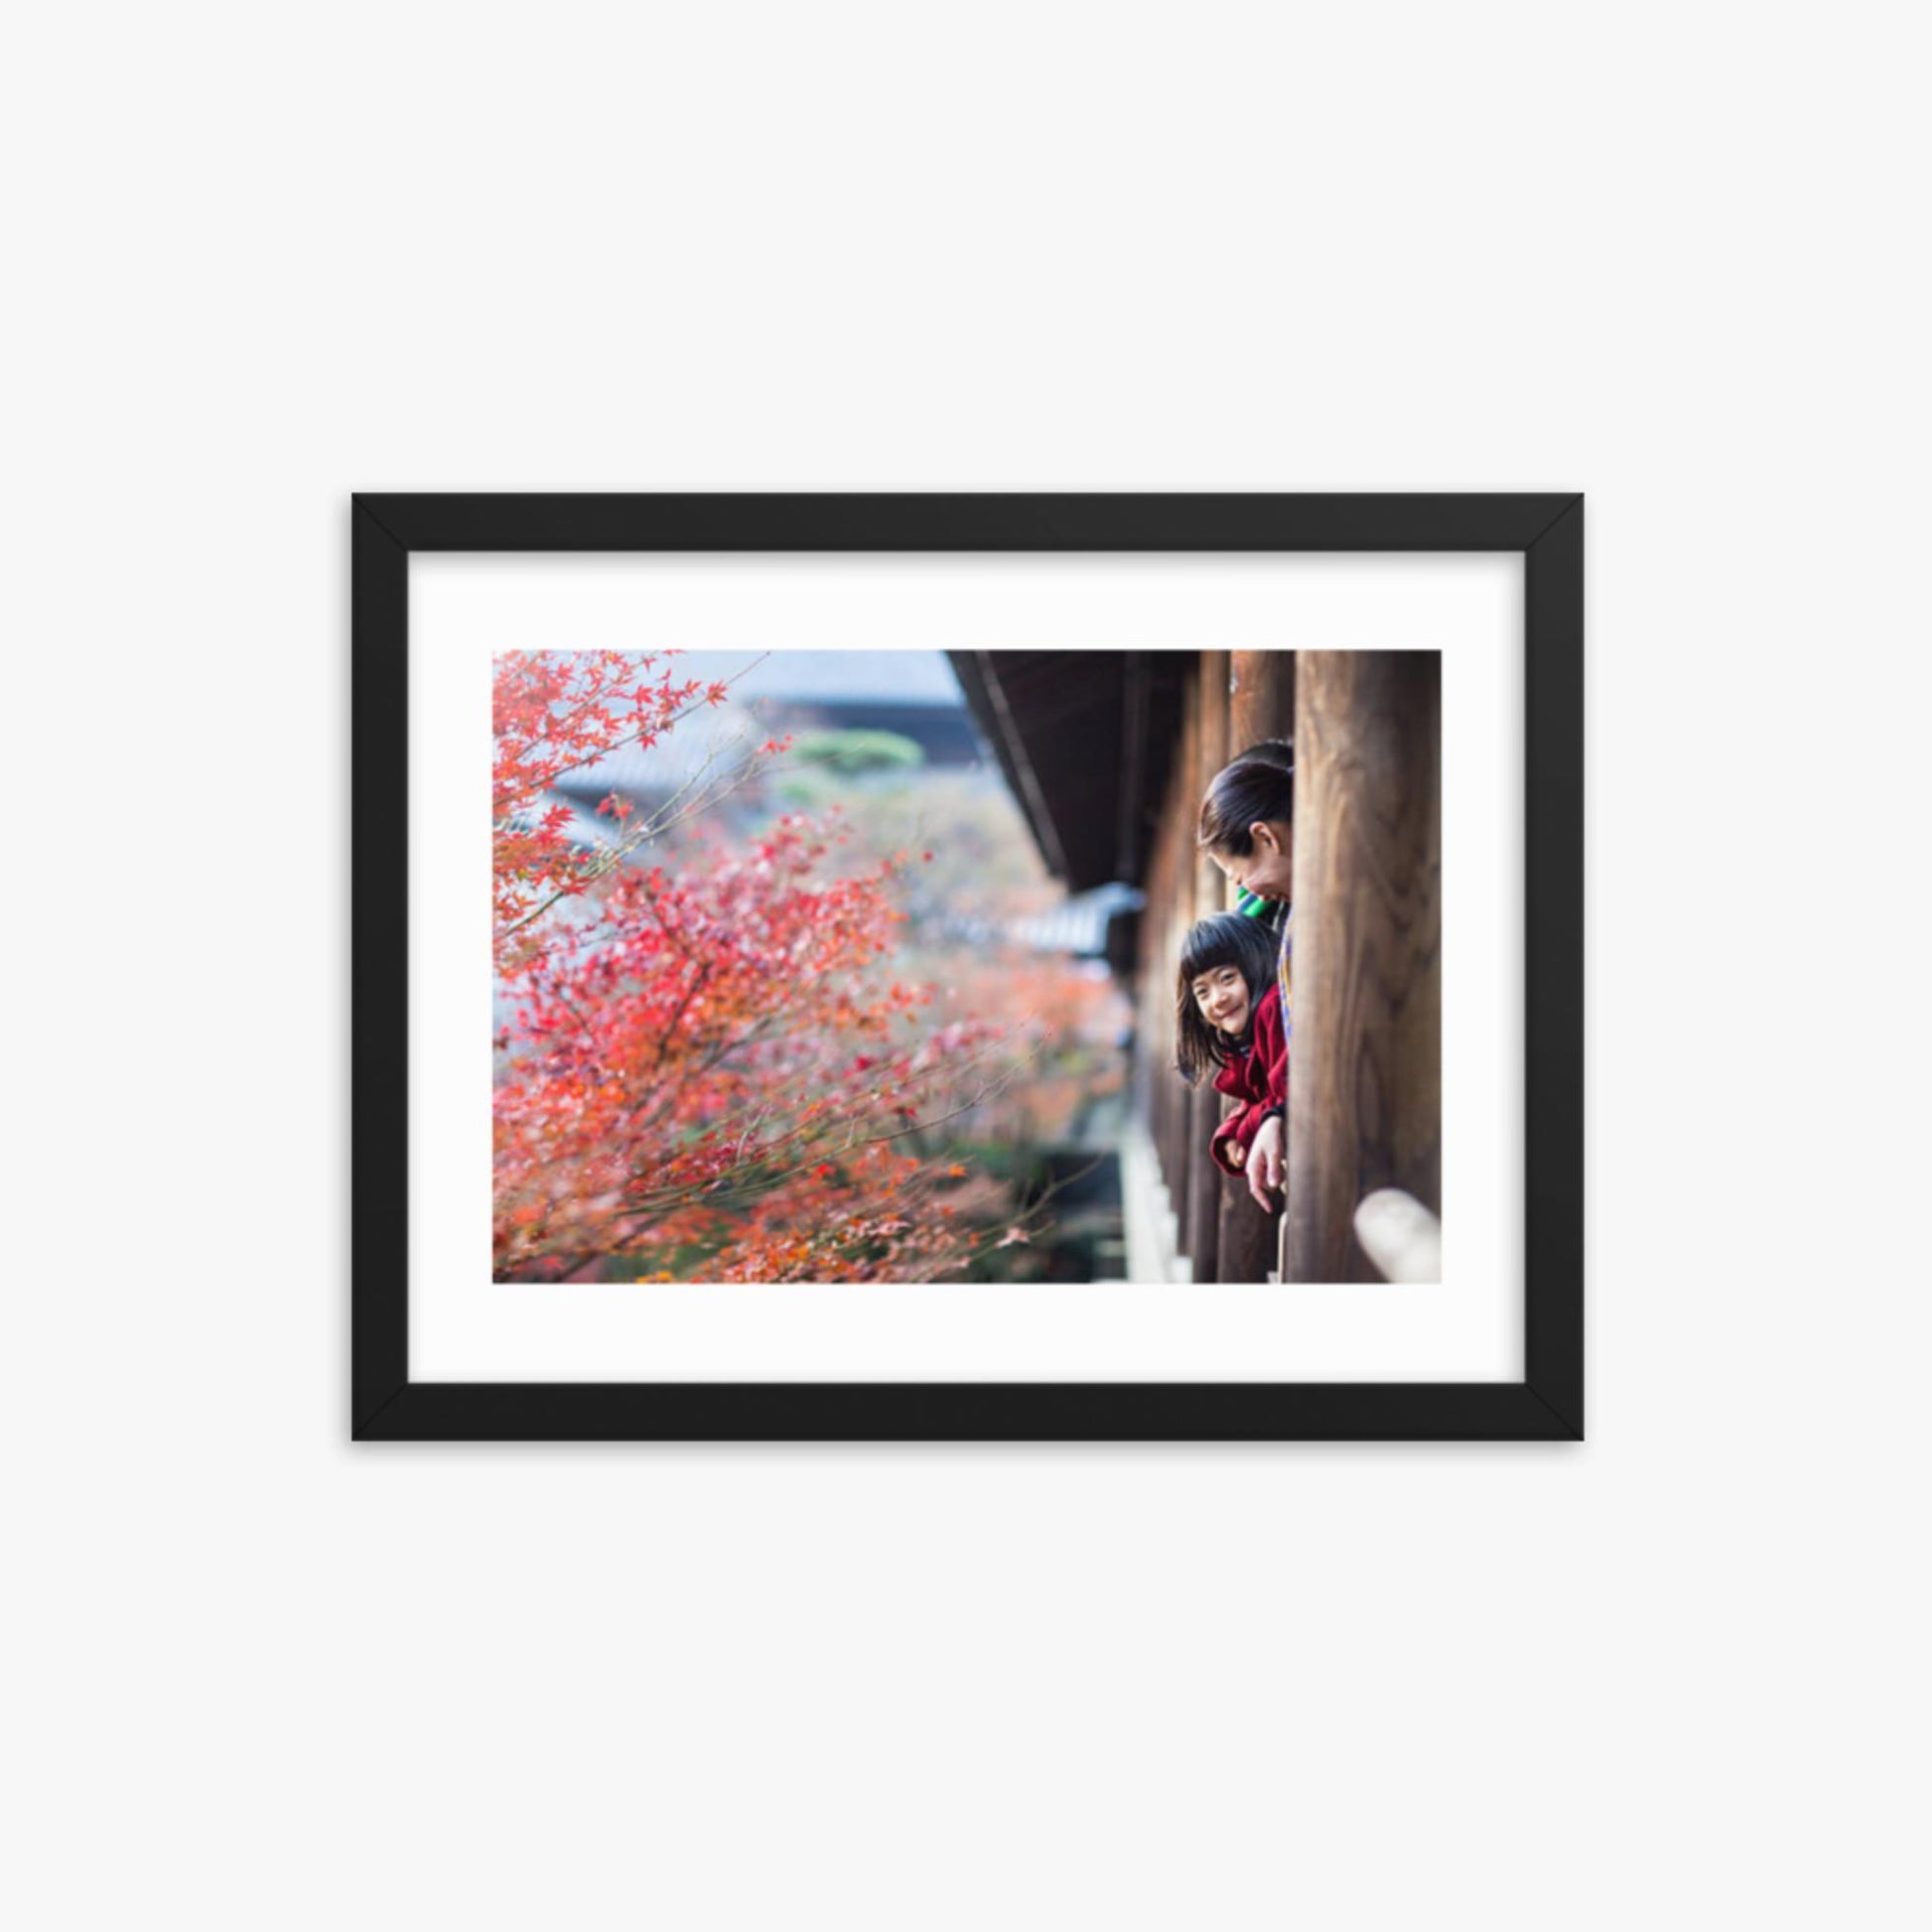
[1228,1143,1246,1169]
[1246,1116,1285,1211]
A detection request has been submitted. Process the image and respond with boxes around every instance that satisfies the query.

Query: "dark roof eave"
[947,650,1071,883]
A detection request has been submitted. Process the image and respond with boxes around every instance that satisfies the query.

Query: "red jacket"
[1209,982,1288,1175]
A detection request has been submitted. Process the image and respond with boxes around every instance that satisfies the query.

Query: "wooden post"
[1149,752,1184,1236]
[1185,653,1228,1283]
[1284,651,1442,1283]
[1170,671,1199,1259]
[1218,650,1293,1282]
[1141,760,1175,1213]
[1228,648,1295,761]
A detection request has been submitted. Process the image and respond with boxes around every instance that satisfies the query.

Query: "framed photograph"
[353,493,1582,1441]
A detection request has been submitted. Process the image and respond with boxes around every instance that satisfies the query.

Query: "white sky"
[667,647,964,706]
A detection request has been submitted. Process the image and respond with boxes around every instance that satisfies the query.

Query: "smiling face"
[1190,962,1253,1038]
[1209,817,1294,903]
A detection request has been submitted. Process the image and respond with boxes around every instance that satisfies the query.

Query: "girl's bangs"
[1180,927,1244,982]
[1179,910,1277,990]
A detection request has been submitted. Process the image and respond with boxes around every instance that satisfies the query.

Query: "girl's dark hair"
[1174,912,1281,1082]
[1196,748,1294,856]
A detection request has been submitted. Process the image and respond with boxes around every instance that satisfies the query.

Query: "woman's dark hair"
[1197,748,1294,856]
[1174,912,1281,1082]
[1235,738,1295,770]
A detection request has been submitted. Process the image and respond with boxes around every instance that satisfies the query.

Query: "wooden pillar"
[1167,791,1192,1222]
[1218,649,1293,1282]
[1169,671,1199,1258]
[1141,761,1175,1203]
[1228,648,1295,761]
[1284,651,1442,1283]
[1192,651,1231,920]
[1185,653,1228,1282]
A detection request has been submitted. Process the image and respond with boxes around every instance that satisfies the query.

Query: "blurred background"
[505,647,1143,1282]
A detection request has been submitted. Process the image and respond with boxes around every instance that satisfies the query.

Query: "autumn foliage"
[492,650,1032,1282]
[492,651,726,978]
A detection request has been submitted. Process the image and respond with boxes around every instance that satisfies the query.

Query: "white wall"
[10,5,1924,1928]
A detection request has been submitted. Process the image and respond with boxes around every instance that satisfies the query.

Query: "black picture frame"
[353,493,1583,1442]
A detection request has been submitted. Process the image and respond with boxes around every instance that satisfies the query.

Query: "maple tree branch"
[495,728,766,952]
[601,1062,1024,1227]
[502,652,771,797]
[649,963,712,1077]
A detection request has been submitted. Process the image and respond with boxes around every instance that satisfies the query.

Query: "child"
[1174,912,1288,1179]
[1196,748,1295,1205]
